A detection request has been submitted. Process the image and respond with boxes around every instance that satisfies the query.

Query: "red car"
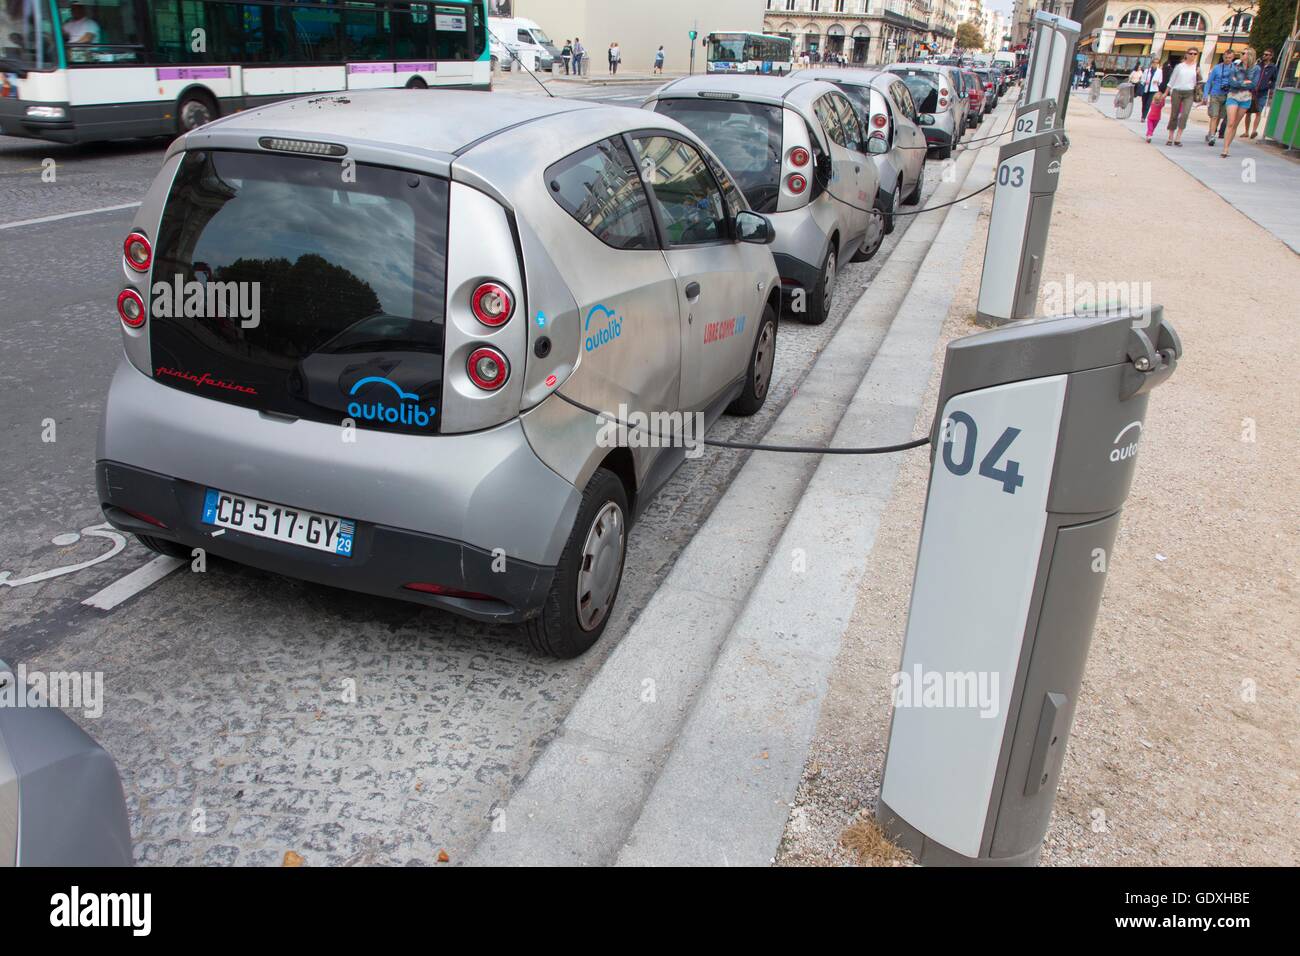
[962,70,986,128]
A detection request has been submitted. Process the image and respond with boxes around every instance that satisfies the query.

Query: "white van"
[488,17,559,72]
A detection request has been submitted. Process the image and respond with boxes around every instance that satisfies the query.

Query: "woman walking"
[608,41,621,75]
[1220,49,1260,158]
[1163,49,1200,147]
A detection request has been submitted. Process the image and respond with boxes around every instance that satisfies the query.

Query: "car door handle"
[684,281,701,301]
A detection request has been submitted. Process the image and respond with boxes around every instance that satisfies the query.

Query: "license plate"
[201,489,355,557]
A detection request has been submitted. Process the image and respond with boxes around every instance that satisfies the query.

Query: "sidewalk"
[779,99,1299,866]
[1089,90,1300,254]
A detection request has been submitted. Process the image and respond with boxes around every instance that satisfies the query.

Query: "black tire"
[853,206,886,262]
[406,76,428,89]
[726,303,778,416]
[525,469,628,659]
[136,534,191,559]
[882,179,903,237]
[176,90,217,135]
[801,244,836,326]
[935,143,952,160]
[904,156,925,205]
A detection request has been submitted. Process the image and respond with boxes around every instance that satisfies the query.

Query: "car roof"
[192,90,602,156]
[814,68,893,88]
[651,72,828,103]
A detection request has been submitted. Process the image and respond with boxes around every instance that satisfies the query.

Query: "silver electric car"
[816,68,928,236]
[97,91,781,658]
[887,63,966,159]
[644,74,884,325]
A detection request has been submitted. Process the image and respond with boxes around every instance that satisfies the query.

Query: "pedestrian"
[1138,59,1162,118]
[572,37,584,76]
[1220,48,1260,158]
[653,45,665,75]
[1163,48,1200,147]
[1203,52,1234,146]
[561,39,573,75]
[608,41,621,75]
[1246,48,1277,139]
[1145,88,1166,142]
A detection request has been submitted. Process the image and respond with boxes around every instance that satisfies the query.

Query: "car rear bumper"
[97,461,554,623]
[96,358,579,623]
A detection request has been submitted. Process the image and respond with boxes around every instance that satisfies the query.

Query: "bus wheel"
[406,76,428,89]
[176,91,216,134]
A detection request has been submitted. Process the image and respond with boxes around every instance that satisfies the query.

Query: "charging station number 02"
[941,412,1025,495]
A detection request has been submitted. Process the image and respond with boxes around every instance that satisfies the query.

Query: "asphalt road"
[0,82,945,865]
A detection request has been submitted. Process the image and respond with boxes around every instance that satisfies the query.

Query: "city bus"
[0,0,489,143]
[705,31,793,75]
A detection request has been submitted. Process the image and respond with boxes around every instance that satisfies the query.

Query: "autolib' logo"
[346,376,436,429]
[584,304,623,354]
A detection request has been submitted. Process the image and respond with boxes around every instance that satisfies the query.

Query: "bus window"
[60,0,143,62]
[344,3,388,61]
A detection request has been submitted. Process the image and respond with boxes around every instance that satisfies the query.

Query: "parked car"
[98,91,782,659]
[962,69,987,127]
[887,63,966,159]
[0,661,133,866]
[973,68,1000,110]
[816,67,928,235]
[646,74,884,325]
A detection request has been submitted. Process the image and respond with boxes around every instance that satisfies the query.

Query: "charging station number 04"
[941,412,1025,495]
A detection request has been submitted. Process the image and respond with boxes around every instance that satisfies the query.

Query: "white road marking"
[81,555,185,611]
[0,201,141,231]
[0,524,126,587]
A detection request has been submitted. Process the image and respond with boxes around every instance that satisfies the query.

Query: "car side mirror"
[918,113,936,126]
[865,136,888,154]
[735,210,775,244]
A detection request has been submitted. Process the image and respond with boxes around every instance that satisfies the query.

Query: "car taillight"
[939,98,949,109]
[471,281,514,327]
[940,88,949,98]
[467,347,509,390]
[789,146,810,167]
[786,173,807,195]
[123,232,151,272]
[871,114,888,129]
[117,288,145,328]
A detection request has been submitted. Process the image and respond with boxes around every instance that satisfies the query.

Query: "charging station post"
[976,11,1080,326]
[875,10,1184,866]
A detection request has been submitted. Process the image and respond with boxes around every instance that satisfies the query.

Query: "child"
[1145,90,1165,142]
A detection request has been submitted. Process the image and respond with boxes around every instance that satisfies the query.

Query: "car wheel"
[726,303,778,416]
[904,156,925,205]
[406,76,428,89]
[802,245,836,326]
[176,91,217,135]
[883,180,902,237]
[525,468,628,659]
[136,534,191,559]
[853,205,886,261]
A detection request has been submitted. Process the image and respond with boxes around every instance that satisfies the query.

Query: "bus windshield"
[1,0,59,71]
[707,34,746,63]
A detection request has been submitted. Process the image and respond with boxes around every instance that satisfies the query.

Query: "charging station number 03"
[941,412,1025,495]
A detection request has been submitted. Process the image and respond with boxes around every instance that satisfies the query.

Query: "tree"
[956,21,985,51]
[1248,0,1297,57]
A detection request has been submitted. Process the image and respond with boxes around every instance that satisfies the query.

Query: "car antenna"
[485,25,556,98]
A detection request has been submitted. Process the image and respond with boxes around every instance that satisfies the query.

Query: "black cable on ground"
[823,179,993,217]
[554,391,930,456]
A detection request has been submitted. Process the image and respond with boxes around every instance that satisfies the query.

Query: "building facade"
[762,0,956,65]
[1074,1,1260,71]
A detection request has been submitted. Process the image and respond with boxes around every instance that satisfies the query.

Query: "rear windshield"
[891,71,939,112]
[653,98,783,214]
[150,149,448,434]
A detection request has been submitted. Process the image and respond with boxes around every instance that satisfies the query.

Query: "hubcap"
[181,100,211,131]
[753,320,776,399]
[575,501,624,632]
[822,251,837,313]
